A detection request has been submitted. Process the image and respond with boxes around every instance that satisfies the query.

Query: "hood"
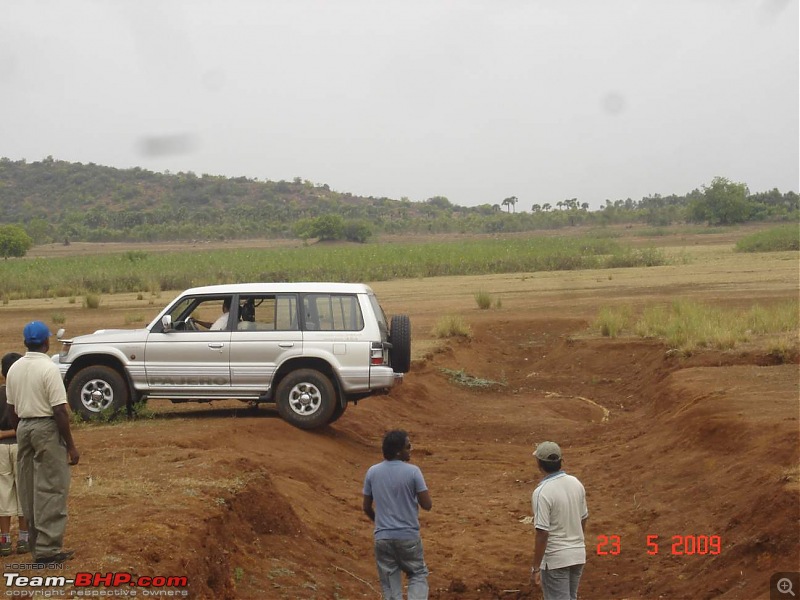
[67,328,150,344]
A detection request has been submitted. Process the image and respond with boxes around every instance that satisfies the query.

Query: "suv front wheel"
[67,365,129,421]
[275,369,336,429]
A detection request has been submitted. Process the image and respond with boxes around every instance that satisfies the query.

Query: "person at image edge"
[6,320,80,565]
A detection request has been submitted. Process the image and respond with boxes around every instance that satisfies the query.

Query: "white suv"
[54,283,410,429]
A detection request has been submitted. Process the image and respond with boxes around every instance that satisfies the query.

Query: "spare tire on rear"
[389,315,411,373]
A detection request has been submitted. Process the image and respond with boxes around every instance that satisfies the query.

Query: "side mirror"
[161,315,173,331]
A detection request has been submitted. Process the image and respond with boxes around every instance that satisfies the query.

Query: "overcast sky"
[2,1,797,210]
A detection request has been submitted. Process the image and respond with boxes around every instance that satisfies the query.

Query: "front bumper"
[51,354,70,381]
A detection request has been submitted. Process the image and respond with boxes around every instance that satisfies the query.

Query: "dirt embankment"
[13,316,793,600]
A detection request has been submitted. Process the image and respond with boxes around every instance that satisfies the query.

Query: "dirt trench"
[153,317,799,599]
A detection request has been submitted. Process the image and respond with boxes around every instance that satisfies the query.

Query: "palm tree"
[502,196,518,213]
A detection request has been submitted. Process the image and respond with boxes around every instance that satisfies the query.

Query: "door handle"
[278,342,294,348]
[208,343,224,349]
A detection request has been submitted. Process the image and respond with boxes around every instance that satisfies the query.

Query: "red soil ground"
[2,313,796,599]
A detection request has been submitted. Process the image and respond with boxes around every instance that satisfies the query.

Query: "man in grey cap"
[6,321,79,566]
[529,441,588,600]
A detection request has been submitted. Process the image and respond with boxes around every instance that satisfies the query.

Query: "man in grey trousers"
[7,321,80,565]
[530,441,588,600]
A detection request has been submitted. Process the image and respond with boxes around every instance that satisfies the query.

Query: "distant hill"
[0,157,796,243]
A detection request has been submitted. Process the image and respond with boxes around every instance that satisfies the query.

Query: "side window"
[275,295,299,330]
[368,294,388,337]
[155,296,233,332]
[192,298,231,330]
[237,295,299,331]
[303,294,364,331]
[165,298,195,325]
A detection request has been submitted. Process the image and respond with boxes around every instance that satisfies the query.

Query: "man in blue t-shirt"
[363,429,432,600]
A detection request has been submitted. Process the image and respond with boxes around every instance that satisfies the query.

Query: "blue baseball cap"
[23,321,51,345]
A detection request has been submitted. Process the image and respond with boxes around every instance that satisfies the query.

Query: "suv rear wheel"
[67,365,129,421]
[275,369,336,429]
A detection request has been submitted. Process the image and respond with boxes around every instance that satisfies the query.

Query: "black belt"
[20,416,54,420]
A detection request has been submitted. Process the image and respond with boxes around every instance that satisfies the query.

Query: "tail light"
[371,343,385,366]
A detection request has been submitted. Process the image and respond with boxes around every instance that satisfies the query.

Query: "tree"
[688,177,751,225]
[501,196,518,213]
[25,218,54,244]
[306,214,345,241]
[425,196,452,209]
[343,220,373,243]
[0,225,34,259]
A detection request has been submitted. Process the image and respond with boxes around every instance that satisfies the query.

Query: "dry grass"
[431,315,472,339]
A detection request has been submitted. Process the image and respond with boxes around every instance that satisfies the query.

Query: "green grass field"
[0,235,665,300]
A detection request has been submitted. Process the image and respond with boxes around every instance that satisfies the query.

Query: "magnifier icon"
[777,578,796,596]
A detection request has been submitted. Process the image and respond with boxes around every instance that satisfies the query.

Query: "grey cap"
[534,441,562,461]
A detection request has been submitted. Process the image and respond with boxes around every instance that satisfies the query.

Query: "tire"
[67,365,129,421]
[389,315,411,373]
[327,400,348,425]
[275,369,336,430]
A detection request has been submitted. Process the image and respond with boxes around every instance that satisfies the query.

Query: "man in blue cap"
[6,321,80,566]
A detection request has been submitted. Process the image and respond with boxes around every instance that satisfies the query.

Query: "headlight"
[58,341,73,361]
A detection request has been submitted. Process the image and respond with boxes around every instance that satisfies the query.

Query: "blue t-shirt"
[363,460,428,540]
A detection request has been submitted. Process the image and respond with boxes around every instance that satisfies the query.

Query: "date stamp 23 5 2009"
[595,534,722,556]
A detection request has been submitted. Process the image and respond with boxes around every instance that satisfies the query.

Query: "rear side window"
[368,293,388,336]
[303,294,364,331]
[238,295,299,331]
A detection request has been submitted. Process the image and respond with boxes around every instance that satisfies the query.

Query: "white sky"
[1,0,798,210]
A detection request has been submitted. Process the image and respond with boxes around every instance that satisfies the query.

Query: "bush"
[431,315,472,339]
[632,298,798,354]
[0,224,33,259]
[343,220,373,243]
[84,294,101,309]
[474,290,492,310]
[595,307,630,338]
[766,334,799,364]
[735,225,800,252]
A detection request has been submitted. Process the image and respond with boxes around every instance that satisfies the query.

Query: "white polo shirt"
[532,471,589,570]
[6,352,67,418]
